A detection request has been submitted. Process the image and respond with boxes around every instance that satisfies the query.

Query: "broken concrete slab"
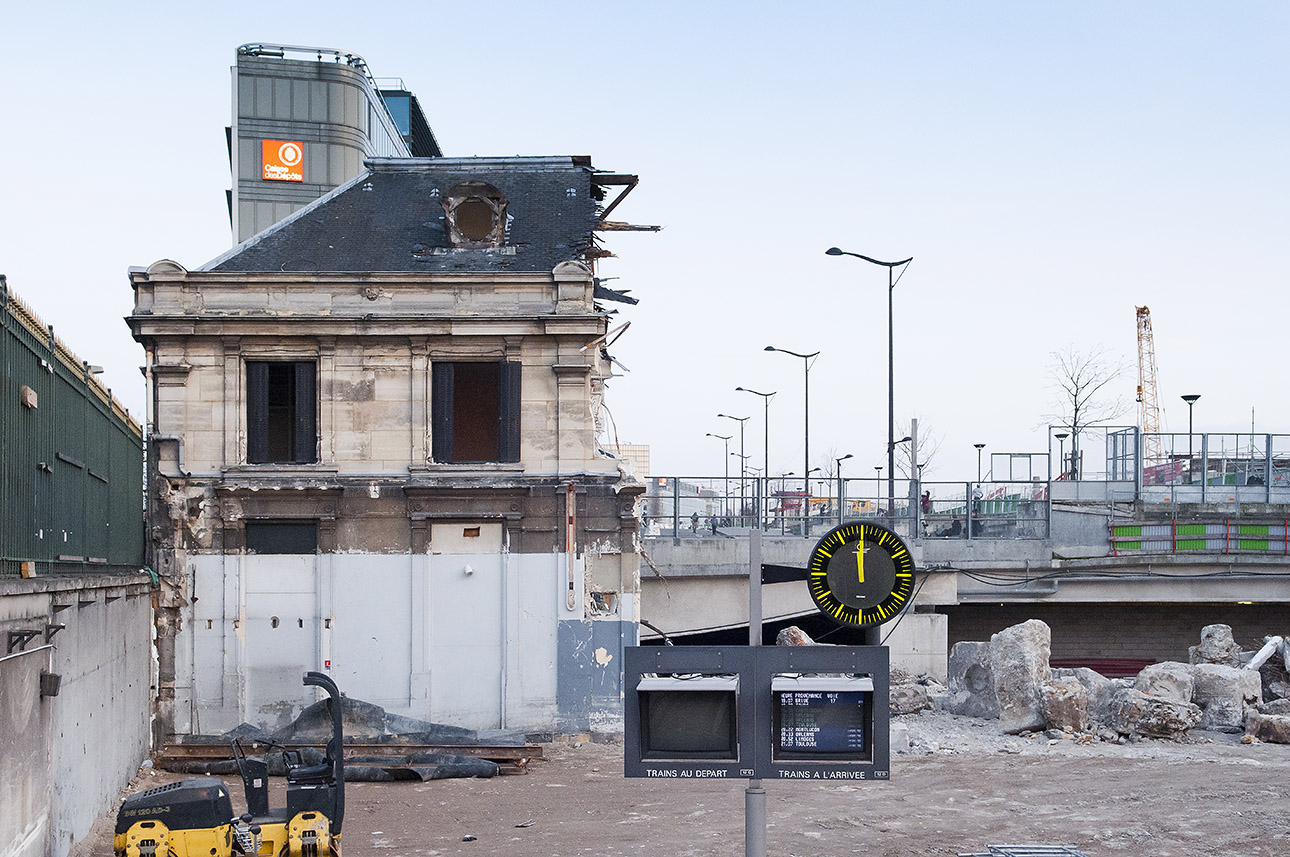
[1109,687,1201,738]
[1192,663,1262,731]
[1245,711,1290,744]
[947,641,1000,720]
[1054,667,1118,727]
[1040,677,1089,733]
[990,620,1051,734]
[1188,623,1242,667]
[891,683,930,716]
[1258,698,1290,716]
[1134,661,1195,704]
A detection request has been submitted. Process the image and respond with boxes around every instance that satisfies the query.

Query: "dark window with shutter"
[245,521,318,554]
[431,361,521,463]
[247,361,317,464]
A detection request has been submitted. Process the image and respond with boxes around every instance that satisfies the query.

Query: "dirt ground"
[78,711,1290,857]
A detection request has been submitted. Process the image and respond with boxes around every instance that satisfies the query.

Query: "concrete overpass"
[639,474,1290,680]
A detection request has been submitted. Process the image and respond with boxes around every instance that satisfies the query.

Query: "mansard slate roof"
[203,156,602,274]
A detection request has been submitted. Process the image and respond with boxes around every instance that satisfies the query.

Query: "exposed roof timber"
[596,221,662,232]
[594,173,640,222]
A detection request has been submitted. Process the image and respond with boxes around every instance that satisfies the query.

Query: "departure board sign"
[772,676,873,761]
[625,645,890,781]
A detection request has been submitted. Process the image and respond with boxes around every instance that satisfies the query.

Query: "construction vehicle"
[114,671,345,857]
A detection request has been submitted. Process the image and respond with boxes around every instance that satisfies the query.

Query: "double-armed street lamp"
[826,247,913,513]
[835,453,853,524]
[765,346,821,535]
[736,387,776,526]
[718,413,749,523]
[706,433,732,517]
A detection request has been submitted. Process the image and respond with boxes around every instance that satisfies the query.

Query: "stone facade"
[129,157,646,738]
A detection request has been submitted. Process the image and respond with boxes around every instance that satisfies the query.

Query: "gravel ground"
[75,712,1290,857]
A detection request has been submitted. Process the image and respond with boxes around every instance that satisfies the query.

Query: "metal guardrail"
[640,477,1050,541]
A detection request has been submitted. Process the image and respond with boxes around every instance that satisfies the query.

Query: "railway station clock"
[807,522,915,627]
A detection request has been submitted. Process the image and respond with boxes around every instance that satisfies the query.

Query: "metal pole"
[746,522,765,857]
[804,358,811,538]
[887,265,895,523]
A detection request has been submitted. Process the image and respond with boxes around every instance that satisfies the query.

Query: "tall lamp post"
[827,247,913,513]
[731,452,751,523]
[1054,432,1069,480]
[874,466,882,515]
[974,443,986,482]
[717,414,749,523]
[1182,394,1201,482]
[706,433,732,517]
[765,346,820,536]
[736,387,776,529]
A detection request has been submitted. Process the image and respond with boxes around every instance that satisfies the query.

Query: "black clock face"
[807,522,915,627]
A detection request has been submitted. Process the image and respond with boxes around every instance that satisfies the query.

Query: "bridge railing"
[639,477,1050,541]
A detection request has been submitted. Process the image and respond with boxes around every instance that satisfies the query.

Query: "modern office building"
[228,44,441,243]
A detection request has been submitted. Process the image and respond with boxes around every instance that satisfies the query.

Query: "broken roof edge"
[195,169,375,273]
[364,155,593,173]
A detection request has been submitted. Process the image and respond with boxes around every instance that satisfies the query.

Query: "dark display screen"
[773,690,871,760]
[640,690,738,761]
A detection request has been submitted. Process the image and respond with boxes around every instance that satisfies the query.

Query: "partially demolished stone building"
[128,156,646,738]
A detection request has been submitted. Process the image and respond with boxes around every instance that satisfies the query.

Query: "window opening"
[431,362,521,463]
[247,361,317,464]
[442,182,508,248]
[245,520,319,554]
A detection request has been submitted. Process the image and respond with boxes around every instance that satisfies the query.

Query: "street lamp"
[974,443,986,483]
[736,387,776,528]
[835,453,853,525]
[874,466,882,515]
[1182,394,1201,482]
[765,346,820,535]
[706,433,732,517]
[827,246,913,516]
[718,413,749,524]
[1054,432,1069,480]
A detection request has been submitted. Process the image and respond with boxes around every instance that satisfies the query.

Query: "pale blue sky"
[3,2,1286,481]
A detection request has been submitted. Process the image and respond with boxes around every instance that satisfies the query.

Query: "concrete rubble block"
[1040,676,1089,733]
[1109,687,1202,738]
[1134,661,1195,704]
[1192,662,1262,731]
[947,640,1000,720]
[1258,698,1290,716]
[890,683,930,716]
[1245,711,1290,744]
[1055,667,1117,726]
[989,619,1052,734]
[1188,623,1242,667]
[776,625,817,646]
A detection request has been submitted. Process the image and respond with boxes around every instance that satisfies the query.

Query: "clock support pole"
[746,525,767,857]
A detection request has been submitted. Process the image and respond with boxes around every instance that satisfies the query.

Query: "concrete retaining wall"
[0,574,152,857]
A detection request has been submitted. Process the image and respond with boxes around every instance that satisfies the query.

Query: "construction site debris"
[990,620,1051,734]
[1245,711,1290,744]
[163,694,539,779]
[948,641,1000,719]
[1108,688,1202,738]
[1193,663,1262,732]
[1038,677,1088,733]
[1188,623,1243,667]
[1134,661,1195,703]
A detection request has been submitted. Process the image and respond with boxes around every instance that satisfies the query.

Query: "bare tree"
[1045,345,1129,478]
[894,416,942,480]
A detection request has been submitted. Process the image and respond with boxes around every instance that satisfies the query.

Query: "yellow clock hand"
[856,545,864,584]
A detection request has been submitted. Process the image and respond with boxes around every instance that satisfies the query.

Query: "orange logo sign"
[262,140,304,182]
